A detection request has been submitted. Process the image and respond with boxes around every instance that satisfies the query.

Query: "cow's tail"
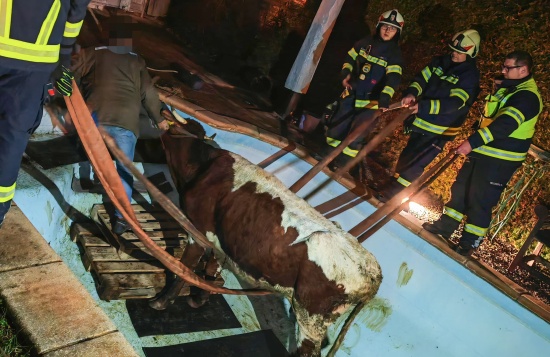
[326,301,365,357]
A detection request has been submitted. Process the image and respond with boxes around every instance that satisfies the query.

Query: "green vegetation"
[367,0,550,255]
[0,300,30,357]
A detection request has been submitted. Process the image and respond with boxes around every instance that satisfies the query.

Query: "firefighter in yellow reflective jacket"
[324,9,404,166]
[379,29,481,201]
[0,0,91,229]
[424,50,543,256]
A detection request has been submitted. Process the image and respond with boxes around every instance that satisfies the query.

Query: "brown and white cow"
[152,118,382,356]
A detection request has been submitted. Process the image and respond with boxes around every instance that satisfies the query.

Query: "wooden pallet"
[71,205,224,301]
[91,203,187,255]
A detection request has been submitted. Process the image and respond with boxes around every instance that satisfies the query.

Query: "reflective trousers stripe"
[0,182,16,202]
[444,206,463,222]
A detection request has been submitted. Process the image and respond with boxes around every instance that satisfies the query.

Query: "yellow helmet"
[377,9,404,31]
[449,29,480,58]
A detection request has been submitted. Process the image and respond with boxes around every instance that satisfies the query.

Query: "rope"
[489,160,550,241]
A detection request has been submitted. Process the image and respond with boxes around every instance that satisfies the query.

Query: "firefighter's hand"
[342,74,352,89]
[53,65,74,97]
[401,94,416,107]
[456,140,472,155]
[157,120,170,131]
[408,103,419,114]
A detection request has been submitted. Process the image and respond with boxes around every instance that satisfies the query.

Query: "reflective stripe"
[0,182,16,202]
[365,54,387,67]
[450,88,469,104]
[382,86,395,97]
[478,127,493,144]
[499,106,525,126]
[396,176,411,187]
[0,36,59,62]
[342,63,353,72]
[429,100,440,115]
[37,0,60,45]
[439,75,458,84]
[444,206,463,222]
[326,137,341,147]
[413,117,454,135]
[410,82,422,96]
[464,223,487,237]
[472,146,527,161]
[421,66,432,82]
[343,146,358,157]
[63,20,83,38]
[433,67,443,77]
[348,48,358,60]
[355,100,378,109]
[0,0,13,38]
[0,0,61,63]
[386,64,402,74]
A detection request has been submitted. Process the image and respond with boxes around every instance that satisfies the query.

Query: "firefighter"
[0,0,91,229]
[423,50,543,256]
[379,29,481,201]
[324,9,404,168]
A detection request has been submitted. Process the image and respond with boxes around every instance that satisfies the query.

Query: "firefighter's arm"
[467,91,540,149]
[340,38,369,82]
[140,58,164,125]
[417,75,479,117]
[379,52,403,108]
[60,0,90,62]
[402,57,437,99]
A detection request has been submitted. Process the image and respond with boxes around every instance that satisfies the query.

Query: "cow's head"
[161,113,220,188]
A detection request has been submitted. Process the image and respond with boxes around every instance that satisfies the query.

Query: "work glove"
[403,115,415,135]
[52,64,74,97]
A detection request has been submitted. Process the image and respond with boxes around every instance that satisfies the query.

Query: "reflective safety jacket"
[468,75,542,162]
[0,0,90,71]
[403,55,480,139]
[340,35,403,109]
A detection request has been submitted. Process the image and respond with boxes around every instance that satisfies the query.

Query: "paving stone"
[0,263,117,355]
[42,332,138,357]
[0,205,61,273]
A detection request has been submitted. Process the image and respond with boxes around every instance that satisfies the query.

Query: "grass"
[0,300,30,357]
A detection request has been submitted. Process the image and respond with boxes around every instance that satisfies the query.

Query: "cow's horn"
[171,108,188,124]
[207,133,217,141]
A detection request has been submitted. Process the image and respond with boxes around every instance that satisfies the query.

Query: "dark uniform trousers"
[325,96,378,152]
[440,155,521,248]
[0,68,51,219]
[395,132,449,184]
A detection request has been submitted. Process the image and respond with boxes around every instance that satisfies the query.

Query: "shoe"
[454,245,474,257]
[422,221,454,240]
[113,218,131,235]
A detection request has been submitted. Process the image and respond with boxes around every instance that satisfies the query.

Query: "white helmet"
[449,29,480,58]
[377,9,404,31]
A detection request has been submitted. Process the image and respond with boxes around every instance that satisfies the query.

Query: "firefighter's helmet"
[449,29,480,58]
[377,9,404,31]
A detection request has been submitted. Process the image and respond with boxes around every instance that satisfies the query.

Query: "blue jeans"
[101,125,137,219]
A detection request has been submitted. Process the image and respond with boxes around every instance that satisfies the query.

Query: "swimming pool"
[13,116,550,356]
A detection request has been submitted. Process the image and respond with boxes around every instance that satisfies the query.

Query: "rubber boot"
[0,200,12,230]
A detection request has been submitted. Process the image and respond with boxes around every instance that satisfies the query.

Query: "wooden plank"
[95,261,166,274]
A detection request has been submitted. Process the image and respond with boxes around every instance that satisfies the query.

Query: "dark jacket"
[0,0,90,71]
[403,54,480,139]
[341,36,403,108]
[469,75,542,162]
[72,46,164,137]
